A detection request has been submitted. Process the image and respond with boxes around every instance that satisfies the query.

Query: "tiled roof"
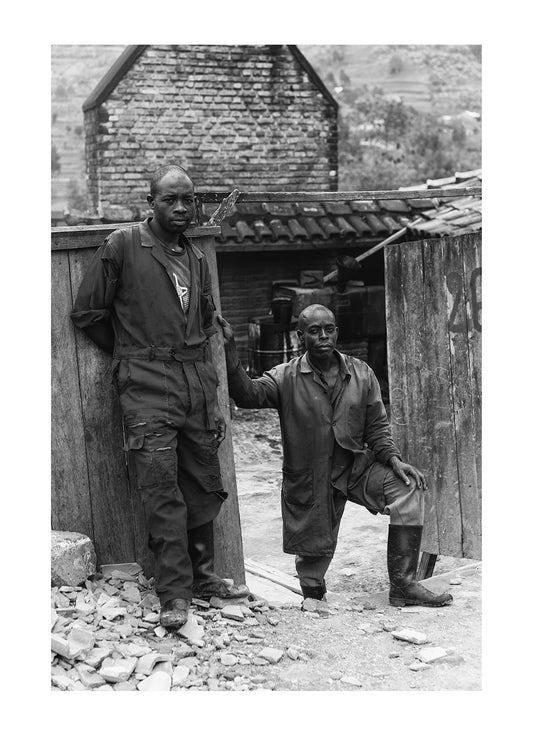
[200,169,481,247]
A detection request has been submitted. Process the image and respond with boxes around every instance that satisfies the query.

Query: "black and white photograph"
[49,41,483,697]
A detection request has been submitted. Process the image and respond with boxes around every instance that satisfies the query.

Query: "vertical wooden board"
[51,252,93,539]
[200,236,245,584]
[423,238,463,556]
[385,244,409,455]
[126,449,156,578]
[445,234,481,558]
[400,240,439,550]
[69,248,136,566]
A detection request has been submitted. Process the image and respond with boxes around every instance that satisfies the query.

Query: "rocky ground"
[50,408,481,691]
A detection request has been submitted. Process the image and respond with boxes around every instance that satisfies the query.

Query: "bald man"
[71,165,248,629]
[219,305,452,608]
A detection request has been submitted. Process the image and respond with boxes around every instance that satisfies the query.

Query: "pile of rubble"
[51,564,308,691]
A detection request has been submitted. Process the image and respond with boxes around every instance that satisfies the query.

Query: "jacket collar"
[300,350,350,379]
[139,218,203,259]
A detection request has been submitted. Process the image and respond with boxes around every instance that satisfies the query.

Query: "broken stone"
[51,671,77,690]
[286,647,299,661]
[362,601,376,610]
[135,653,172,676]
[137,671,171,691]
[212,635,225,650]
[221,605,244,622]
[75,592,97,616]
[142,611,160,624]
[121,585,141,603]
[177,614,204,644]
[113,681,137,691]
[252,657,269,666]
[177,656,199,668]
[391,628,428,645]
[449,577,462,585]
[51,634,72,659]
[67,628,95,658]
[380,620,398,632]
[51,608,58,630]
[207,678,219,690]
[258,647,284,664]
[191,598,211,609]
[330,671,342,680]
[51,531,97,587]
[415,646,449,664]
[340,676,363,687]
[409,661,431,672]
[267,616,280,626]
[99,657,137,683]
[220,653,238,666]
[172,666,190,686]
[83,647,113,668]
[76,664,106,689]
[153,625,167,639]
[139,594,160,610]
[301,598,329,614]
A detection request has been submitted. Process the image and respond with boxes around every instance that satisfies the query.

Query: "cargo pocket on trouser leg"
[177,428,227,530]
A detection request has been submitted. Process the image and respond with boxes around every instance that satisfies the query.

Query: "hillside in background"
[51,45,481,211]
[301,45,481,189]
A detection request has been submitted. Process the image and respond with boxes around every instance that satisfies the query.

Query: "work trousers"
[121,358,226,604]
[295,461,424,589]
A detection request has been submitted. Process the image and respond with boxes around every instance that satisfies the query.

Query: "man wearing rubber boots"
[219,305,452,608]
[71,164,249,629]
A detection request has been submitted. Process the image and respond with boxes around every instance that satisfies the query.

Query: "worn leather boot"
[189,521,250,600]
[301,584,326,600]
[387,525,453,607]
[160,598,190,628]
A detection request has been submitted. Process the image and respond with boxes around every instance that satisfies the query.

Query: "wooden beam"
[197,187,481,203]
[244,558,302,595]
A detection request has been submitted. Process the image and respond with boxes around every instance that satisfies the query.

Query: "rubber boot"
[301,584,326,600]
[387,525,453,607]
[160,598,190,629]
[189,521,250,600]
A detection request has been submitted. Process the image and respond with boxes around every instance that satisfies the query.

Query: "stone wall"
[85,45,338,219]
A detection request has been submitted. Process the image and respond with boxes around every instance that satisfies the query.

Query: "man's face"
[148,172,195,234]
[299,310,338,360]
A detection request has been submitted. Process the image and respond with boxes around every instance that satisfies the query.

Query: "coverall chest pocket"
[282,468,314,507]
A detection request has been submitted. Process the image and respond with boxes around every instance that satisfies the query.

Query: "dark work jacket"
[226,349,401,556]
[71,219,216,356]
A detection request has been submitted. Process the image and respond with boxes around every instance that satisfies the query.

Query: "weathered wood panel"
[385,233,481,559]
[68,248,136,566]
[51,252,93,538]
[201,236,246,585]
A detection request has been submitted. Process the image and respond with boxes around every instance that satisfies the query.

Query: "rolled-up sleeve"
[70,236,122,330]
[363,369,402,464]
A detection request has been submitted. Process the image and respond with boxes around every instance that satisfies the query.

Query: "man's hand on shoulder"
[389,456,428,490]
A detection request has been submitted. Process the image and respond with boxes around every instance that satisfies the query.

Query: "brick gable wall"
[85,45,337,219]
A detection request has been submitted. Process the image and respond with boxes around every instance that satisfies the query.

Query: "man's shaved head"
[150,164,193,197]
[297,304,336,331]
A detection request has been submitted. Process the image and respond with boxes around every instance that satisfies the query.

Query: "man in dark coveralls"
[219,305,452,608]
[71,165,248,629]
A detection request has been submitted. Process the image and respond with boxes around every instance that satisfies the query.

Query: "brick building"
[83,45,338,219]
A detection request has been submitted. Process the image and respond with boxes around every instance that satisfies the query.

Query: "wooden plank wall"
[51,226,245,582]
[385,233,481,559]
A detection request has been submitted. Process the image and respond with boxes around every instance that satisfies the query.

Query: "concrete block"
[51,531,97,587]
[391,628,428,645]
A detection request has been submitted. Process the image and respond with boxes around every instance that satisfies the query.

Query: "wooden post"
[187,227,246,585]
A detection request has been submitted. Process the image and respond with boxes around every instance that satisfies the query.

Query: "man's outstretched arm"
[218,315,279,410]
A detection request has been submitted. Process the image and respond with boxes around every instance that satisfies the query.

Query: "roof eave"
[82,45,148,112]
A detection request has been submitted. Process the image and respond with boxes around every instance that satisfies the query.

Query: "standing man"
[219,305,452,608]
[71,164,248,629]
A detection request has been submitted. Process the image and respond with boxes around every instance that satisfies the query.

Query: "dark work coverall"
[71,219,226,604]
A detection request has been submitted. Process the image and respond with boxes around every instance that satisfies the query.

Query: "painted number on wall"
[447,266,481,333]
